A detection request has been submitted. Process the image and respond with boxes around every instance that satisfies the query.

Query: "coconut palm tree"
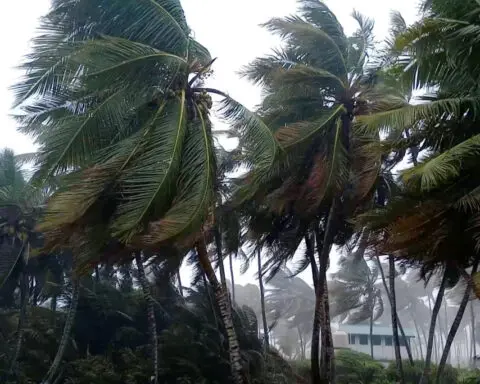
[329,245,384,359]
[239,1,408,381]
[13,2,277,383]
[358,1,480,379]
[0,149,49,380]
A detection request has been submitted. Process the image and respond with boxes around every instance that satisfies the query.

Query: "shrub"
[336,349,387,384]
[386,360,458,384]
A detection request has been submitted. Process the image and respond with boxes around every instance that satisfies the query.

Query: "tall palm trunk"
[135,253,158,384]
[9,266,29,376]
[311,202,337,384]
[436,261,479,381]
[412,316,425,360]
[257,248,269,349]
[398,317,414,365]
[419,271,448,384]
[306,233,322,384]
[229,252,236,303]
[370,295,376,359]
[470,301,476,364]
[196,237,244,384]
[214,228,229,298]
[43,279,79,384]
[177,271,184,297]
[389,255,405,384]
[50,295,57,328]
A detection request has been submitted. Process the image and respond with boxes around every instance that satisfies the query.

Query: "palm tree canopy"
[13,0,275,268]
[236,0,406,230]
[358,0,480,280]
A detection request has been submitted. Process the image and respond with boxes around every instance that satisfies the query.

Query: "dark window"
[399,337,409,347]
[385,336,393,346]
[348,334,355,345]
[359,335,368,345]
[371,335,382,346]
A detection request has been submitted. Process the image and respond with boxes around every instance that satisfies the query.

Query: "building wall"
[346,334,412,361]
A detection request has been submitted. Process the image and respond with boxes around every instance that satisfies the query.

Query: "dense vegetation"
[2,0,480,383]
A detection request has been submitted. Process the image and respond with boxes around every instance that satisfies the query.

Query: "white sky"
[1,0,420,287]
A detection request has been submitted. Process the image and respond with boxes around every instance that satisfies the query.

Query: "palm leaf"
[112,93,188,241]
[275,104,344,148]
[270,64,346,92]
[402,134,480,190]
[355,97,480,135]
[261,16,347,78]
[138,107,214,246]
[218,96,280,199]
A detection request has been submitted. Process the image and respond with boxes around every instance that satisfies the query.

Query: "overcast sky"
[0,0,420,286]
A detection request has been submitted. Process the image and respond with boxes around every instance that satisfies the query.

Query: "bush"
[458,369,480,384]
[386,360,458,384]
[336,349,387,384]
[291,349,388,384]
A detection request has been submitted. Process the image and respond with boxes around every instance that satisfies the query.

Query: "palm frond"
[324,119,349,195]
[402,134,480,190]
[218,96,280,200]
[297,0,348,56]
[261,16,347,78]
[269,64,346,92]
[112,94,188,241]
[355,96,480,135]
[76,36,187,79]
[275,105,344,148]
[139,108,214,246]
[348,10,375,72]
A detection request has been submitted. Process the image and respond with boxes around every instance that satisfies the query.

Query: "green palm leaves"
[14,0,275,263]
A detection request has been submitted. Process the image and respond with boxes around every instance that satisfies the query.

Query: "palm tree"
[329,244,384,359]
[358,0,480,377]
[436,260,479,380]
[134,252,159,384]
[240,2,408,381]
[0,149,49,379]
[257,248,269,349]
[13,2,276,383]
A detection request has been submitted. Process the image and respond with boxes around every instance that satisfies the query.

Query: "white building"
[337,324,416,362]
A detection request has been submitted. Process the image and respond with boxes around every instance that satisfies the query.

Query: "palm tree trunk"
[470,301,476,364]
[412,317,425,360]
[312,202,337,384]
[51,294,57,327]
[436,261,479,382]
[321,279,335,383]
[376,255,413,366]
[94,265,100,283]
[229,252,236,303]
[420,271,448,384]
[177,271,184,297]
[257,248,269,349]
[370,295,376,359]
[196,237,244,384]
[9,268,29,376]
[388,255,405,384]
[398,317,414,365]
[135,253,158,384]
[43,279,79,384]
[214,227,230,303]
[298,326,305,359]
[307,232,322,384]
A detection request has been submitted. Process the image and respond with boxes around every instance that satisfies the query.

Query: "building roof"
[338,324,416,337]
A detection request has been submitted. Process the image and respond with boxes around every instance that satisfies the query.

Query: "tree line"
[1,0,480,383]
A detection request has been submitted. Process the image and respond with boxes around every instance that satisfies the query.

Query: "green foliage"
[335,350,387,384]
[0,272,297,384]
[385,360,459,384]
[293,350,387,384]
